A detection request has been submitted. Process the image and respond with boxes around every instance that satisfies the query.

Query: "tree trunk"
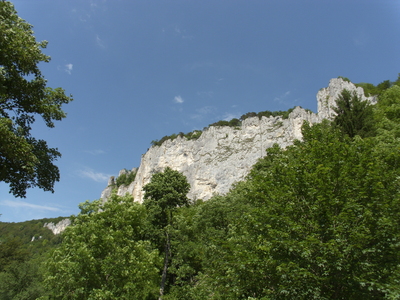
[159,230,170,300]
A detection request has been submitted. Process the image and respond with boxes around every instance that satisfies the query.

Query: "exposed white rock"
[100,176,115,201]
[31,236,42,242]
[44,218,71,235]
[317,77,377,121]
[101,78,373,203]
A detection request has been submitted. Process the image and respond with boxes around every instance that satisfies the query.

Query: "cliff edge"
[101,78,375,202]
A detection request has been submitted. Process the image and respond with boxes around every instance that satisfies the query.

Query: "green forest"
[1,76,400,299]
[1,1,400,298]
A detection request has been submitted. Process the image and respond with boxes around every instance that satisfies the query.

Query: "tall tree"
[44,194,160,299]
[0,1,72,197]
[332,89,374,138]
[143,167,190,300]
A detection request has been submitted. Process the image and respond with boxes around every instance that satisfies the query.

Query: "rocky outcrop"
[44,218,71,235]
[100,176,115,201]
[101,78,376,203]
[317,77,377,121]
[100,168,137,202]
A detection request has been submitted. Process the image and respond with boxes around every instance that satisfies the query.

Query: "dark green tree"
[143,167,190,299]
[332,89,374,138]
[0,1,72,197]
[0,257,46,300]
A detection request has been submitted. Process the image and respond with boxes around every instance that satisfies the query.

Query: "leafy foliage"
[115,169,137,187]
[44,194,160,299]
[333,89,375,138]
[0,217,65,299]
[0,256,46,300]
[151,130,203,147]
[355,74,400,97]
[0,1,73,197]
[187,121,400,299]
[338,76,351,82]
[0,217,64,254]
[143,167,190,227]
[209,118,241,127]
[143,167,190,298]
[7,74,399,299]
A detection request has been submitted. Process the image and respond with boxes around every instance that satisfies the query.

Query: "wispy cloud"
[0,200,61,212]
[78,168,111,182]
[65,63,73,75]
[96,34,105,48]
[185,61,214,71]
[174,95,184,104]
[222,112,240,121]
[190,106,217,121]
[197,91,214,98]
[274,90,291,103]
[84,149,106,155]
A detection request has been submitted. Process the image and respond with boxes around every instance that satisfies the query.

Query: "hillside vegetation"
[1,75,400,299]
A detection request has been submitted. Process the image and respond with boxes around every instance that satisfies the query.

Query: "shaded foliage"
[333,89,375,138]
[0,217,65,299]
[0,1,72,197]
[0,217,65,254]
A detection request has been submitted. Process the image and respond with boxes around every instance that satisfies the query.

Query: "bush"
[115,169,137,187]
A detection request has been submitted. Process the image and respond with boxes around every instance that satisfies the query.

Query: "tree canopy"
[143,167,190,299]
[6,75,400,299]
[188,121,400,299]
[0,1,72,197]
[332,89,375,138]
[44,194,160,299]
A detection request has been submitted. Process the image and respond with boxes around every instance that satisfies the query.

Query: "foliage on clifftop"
[115,169,137,187]
[150,106,311,147]
[150,75,399,148]
[151,130,202,147]
[353,74,400,97]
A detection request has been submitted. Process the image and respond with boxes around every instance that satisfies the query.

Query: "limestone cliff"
[44,218,71,235]
[101,78,375,203]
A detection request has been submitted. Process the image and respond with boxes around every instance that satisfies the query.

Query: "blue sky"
[1,0,399,222]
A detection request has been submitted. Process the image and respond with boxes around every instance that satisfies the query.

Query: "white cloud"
[0,200,61,212]
[65,63,73,74]
[78,168,111,182]
[174,95,184,104]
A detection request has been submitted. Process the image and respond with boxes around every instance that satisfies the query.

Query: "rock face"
[101,78,375,203]
[317,77,377,120]
[44,218,71,235]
